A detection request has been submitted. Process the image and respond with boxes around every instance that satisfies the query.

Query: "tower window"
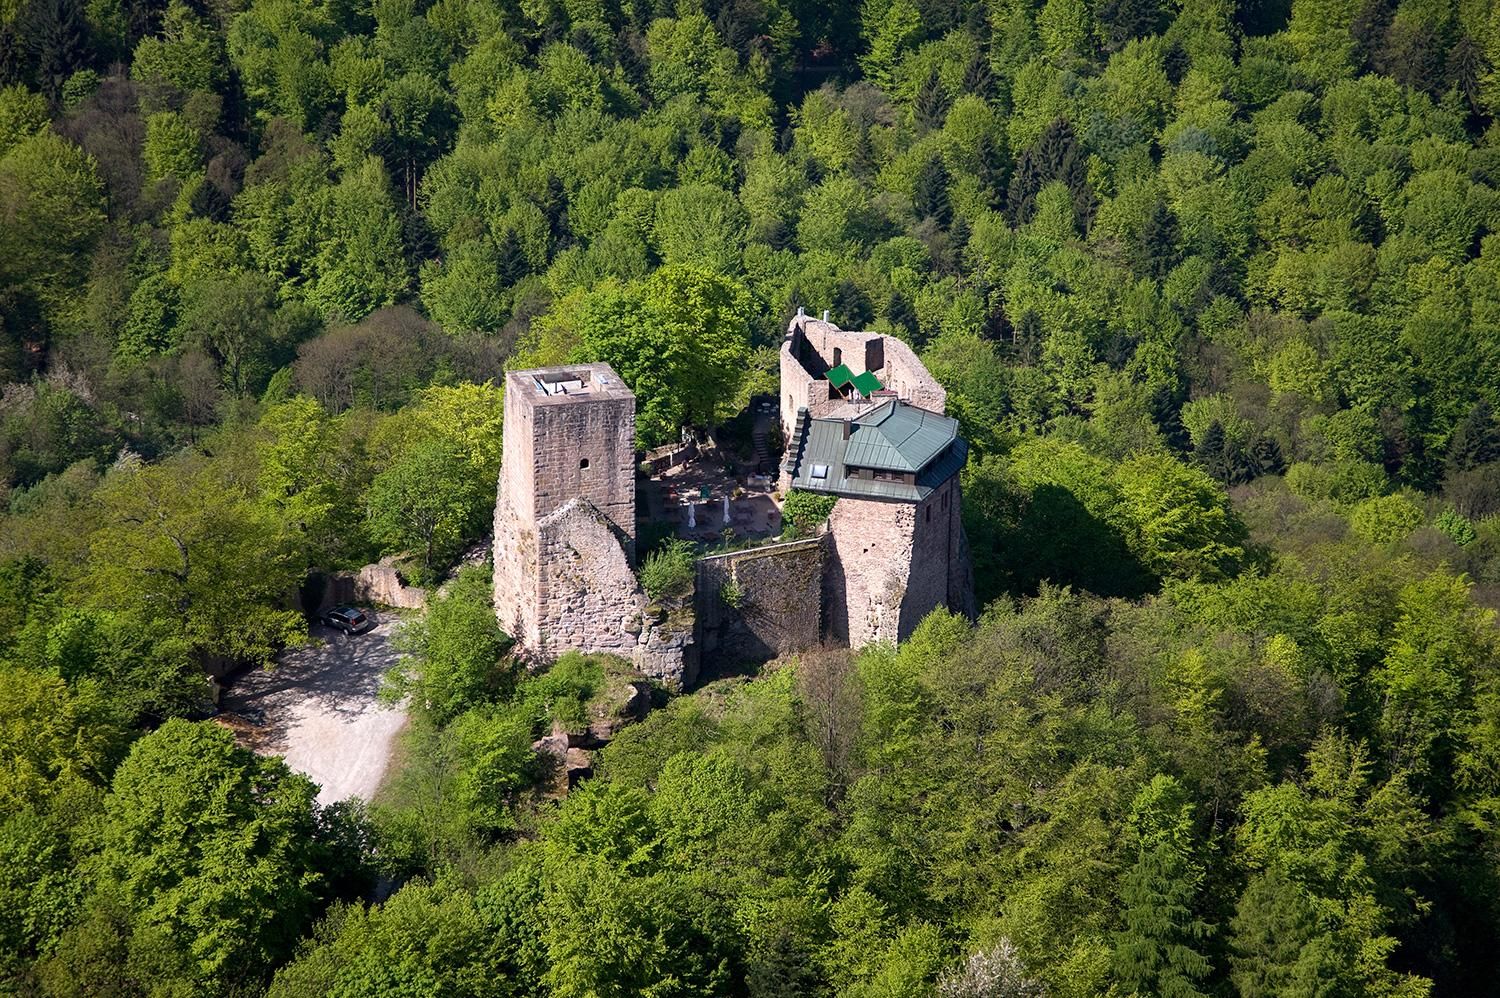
[580,458,590,470]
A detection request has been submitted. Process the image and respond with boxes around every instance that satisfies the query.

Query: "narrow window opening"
[580,458,590,470]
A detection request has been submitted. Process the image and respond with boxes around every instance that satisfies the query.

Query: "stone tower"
[493,364,642,658]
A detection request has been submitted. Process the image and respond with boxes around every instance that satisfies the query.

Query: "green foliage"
[69,720,331,991]
[781,490,836,537]
[0,130,106,317]
[638,539,695,603]
[0,84,47,156]
[142,110,201,183]
[1115,454,1248,583]
[267,881,523,998]
[1433,508,1476,546]
[83,455,307,672]
[1113,774,1213,998]
[1350,493,1425,544]
[573,265,753,446]
[11,0,1500,991]
[365,441,484,577]
[387,565,514,724]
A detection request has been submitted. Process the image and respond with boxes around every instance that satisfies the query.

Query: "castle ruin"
[779,312,975,646]
[492,364,693,681]
[492,315,973,687]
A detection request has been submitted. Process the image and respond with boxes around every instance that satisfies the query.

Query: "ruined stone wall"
[354,559,428,610]
[531,499,641,656]
[779,336,822,442]
[780,316,947,439]
[695,536,825,667]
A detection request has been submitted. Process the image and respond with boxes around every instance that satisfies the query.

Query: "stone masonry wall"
[823,486,972,647]
[492,484,539,646]
[526,392,636,553]
[532,499,641,657]
[824,497,916,646]
[503,496,694,687]
[694,536,825,667]
[897,476,970,636]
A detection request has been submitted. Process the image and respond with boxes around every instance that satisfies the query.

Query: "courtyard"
[637,395,787,547]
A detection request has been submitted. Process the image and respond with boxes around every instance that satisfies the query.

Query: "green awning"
[826,363,855,388]
[852,371,883,395]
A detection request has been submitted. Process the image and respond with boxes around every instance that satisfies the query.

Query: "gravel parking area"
[219,613,408,806]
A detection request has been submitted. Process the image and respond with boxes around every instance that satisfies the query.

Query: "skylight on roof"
[811,463,829,480]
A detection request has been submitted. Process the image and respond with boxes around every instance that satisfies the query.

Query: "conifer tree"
[831,279,872,330]
[914,69,950,131]
[1114,775,1215,998]
[913,153,952,225]
[1096,0,1163,51]
[1012,309,1043,364]
[974,131,1006,204]
[1251,436,1285,477]
[495,229,529,287]
[18,0,90,104]
[887,289,917,336]
[961,52,992,98]
[1006,119,1092,229]
[1195,420,1229,483]
[1138,200,1180,280]
[1446,400,1500,475]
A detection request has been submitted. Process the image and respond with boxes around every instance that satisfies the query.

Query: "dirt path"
[220,615,408,806]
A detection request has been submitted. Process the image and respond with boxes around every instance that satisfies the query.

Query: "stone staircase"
[752,424,773,472]
[781,407,810,482]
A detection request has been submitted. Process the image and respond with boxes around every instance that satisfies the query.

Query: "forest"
[5,0,1500,993]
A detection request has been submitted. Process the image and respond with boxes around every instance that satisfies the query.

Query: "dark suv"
[320,605,375,635]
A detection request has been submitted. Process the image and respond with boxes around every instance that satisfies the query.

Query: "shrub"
[386,566,515,723]
[520,651,606,730]
[783,490,837,537]
[639,539,695,602]
[719,578,743,608]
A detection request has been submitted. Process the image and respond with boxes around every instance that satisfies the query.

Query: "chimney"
[822,309,830,321]
[842,419,852,440]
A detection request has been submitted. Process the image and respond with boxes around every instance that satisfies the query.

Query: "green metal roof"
[826,363,855,389]
[843,401,957,472]
[852,370,882,395]
[786,400,967,502]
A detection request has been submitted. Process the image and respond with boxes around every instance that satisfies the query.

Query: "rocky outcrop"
[530,675,656,795]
